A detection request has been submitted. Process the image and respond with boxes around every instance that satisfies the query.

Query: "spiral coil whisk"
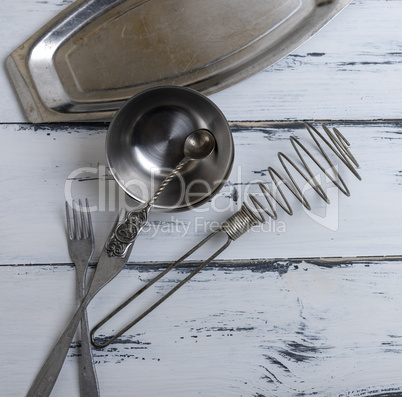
[91,123,361,347]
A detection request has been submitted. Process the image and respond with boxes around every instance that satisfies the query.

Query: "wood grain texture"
[1,0,402,122]
[1,122,401,264]
[2,261,402,396]
[212,0,402,121]
[1,1,402,396]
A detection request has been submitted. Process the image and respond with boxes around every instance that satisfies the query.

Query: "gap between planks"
[229,119,402,128]
[1,119,402,129]
[4,255,402,269]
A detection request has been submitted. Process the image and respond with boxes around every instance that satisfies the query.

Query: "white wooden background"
[1,1,402,396]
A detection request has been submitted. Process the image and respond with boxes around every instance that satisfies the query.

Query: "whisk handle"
[91,229,232,348]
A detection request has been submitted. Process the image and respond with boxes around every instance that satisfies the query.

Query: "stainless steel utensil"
[91,124,362,348]
[26,213,136,397]
[27,200,100,397]
[65,199,99,397]
[7,0,352,122]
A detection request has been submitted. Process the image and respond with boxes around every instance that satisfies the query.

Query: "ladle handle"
[147,157,190,207]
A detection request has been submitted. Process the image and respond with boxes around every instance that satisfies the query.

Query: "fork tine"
[65,201,73,240]
[66,199,93,240]
[85,198,93,240]
[72,200,80,240]
[78,199,86,240]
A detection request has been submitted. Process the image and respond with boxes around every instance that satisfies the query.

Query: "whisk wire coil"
[236,123,361,234]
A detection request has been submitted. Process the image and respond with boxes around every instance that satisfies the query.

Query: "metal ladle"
[103,128,215,259]
[105,86,234,212]
[87,130,216,347]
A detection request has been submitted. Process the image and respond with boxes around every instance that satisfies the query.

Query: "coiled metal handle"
[221,205,259,240]
[91,123,361,347]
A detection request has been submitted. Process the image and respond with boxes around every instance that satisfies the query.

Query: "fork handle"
[76,261,100,397]
[26,293,92,397]
[80,305,100,396]
[26,245,133,397]
[27,210,144,396]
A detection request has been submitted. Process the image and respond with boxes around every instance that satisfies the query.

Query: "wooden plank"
[1,2,401,397]
[1,122,401,265]
[2,0,402,122]
[213,0,402,122]
[2,260,402,396]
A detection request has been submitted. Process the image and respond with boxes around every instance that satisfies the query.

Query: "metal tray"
[7,0,351,123]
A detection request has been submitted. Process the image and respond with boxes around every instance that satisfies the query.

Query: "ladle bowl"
[183,129,215,160]
[106,86,234,211]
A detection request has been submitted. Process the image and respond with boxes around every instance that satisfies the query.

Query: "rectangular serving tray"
[7,0,351,123]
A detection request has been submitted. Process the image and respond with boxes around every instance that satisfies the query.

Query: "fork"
[66,199,99,397]
[27,208,146,397]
